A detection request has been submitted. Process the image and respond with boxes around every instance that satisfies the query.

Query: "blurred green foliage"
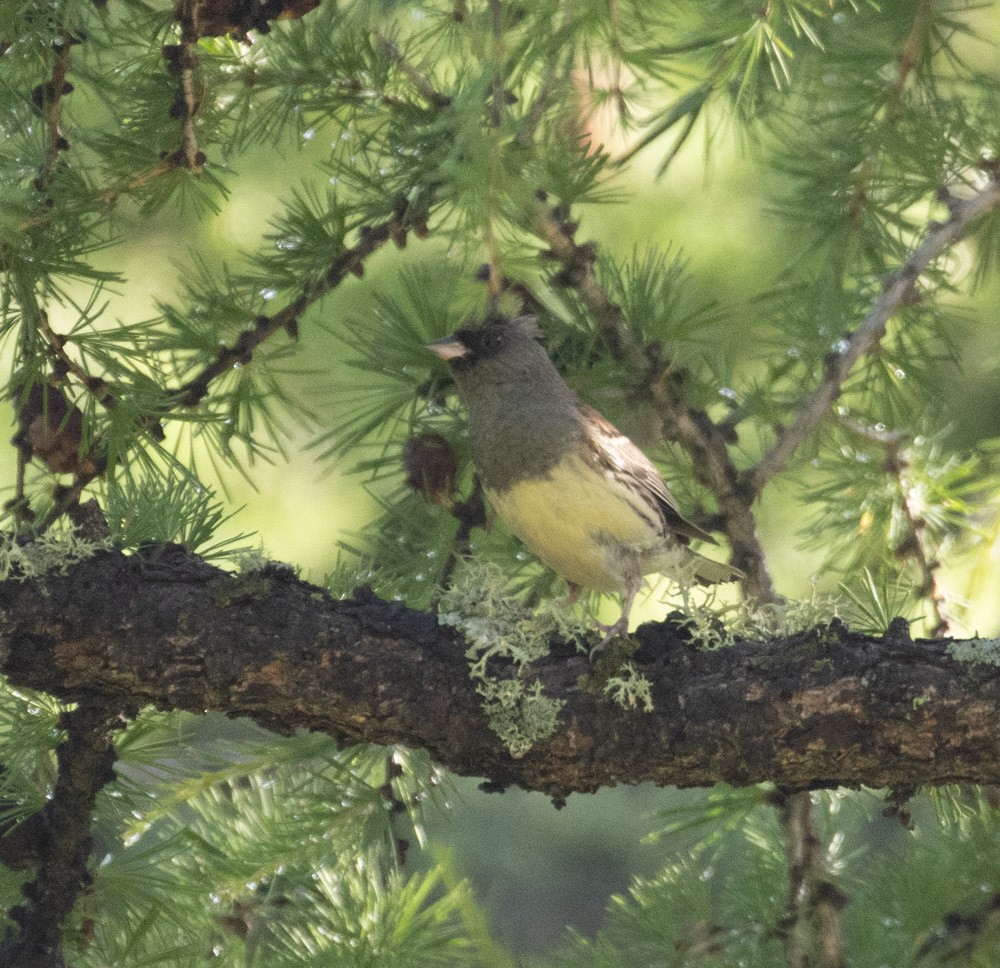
[2,0,1000,963]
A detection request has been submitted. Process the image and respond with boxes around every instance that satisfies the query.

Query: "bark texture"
[0,545,998,799]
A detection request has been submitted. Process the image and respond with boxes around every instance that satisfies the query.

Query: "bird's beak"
[425,336,469,361]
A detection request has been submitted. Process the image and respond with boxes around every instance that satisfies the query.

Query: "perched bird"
[426,314,742,649]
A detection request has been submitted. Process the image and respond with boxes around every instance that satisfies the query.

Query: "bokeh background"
[6,7,1000,952]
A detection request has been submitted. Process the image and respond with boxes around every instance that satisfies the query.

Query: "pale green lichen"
[234,547,271,574]
[475,678,563,759]
[438,560,587,757]
[0,526,110,583]
[603,662,654,713]
[946,638,1000,666]
[669,583,841,651]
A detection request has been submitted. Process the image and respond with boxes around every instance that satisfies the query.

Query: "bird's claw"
[589,617,629,660]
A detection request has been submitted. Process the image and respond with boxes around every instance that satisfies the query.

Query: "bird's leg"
[590,572,642,659]
[563,582,582,608]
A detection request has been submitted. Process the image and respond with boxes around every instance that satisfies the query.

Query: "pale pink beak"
[425,336,469,361]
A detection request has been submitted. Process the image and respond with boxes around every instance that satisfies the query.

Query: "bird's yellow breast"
[484,454,661,592]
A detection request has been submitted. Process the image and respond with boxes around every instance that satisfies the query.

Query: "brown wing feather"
[576,403,716,546]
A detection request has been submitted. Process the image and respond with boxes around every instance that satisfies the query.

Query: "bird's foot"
[589,616,629,660]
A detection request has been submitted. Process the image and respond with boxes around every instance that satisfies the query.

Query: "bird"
[425,313,742,652]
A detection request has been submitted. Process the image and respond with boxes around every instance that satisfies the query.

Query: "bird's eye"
[482,331,502,350]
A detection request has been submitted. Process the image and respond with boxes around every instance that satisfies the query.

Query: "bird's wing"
[577,403,717,546]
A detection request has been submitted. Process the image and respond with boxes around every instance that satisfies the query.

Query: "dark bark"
[0,704,118,968]
[0,545,998,800]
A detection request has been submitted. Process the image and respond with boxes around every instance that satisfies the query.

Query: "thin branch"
[26,202,430,533]
[6,276,107,532]
[16,157,189,233]
[7,449,30,526]
[439,478,486,588]
[0,703,120,968]
[174,1,205,174]
[488,0,504,129]
[490,273,547,316]
[376,36,451,109]
[779,793,848,968]
[37,311,116,413]
[482,0,506,304]
[887,0,933,113]
[652,372,780,604]
[17,196,430,536]
[780,792,812,968]
[530,198,648,372]
[34,474,97,535]
[171,203,427,409]
[840,417,952,637]
[482,220,503,306]
[841,0,933,274]
[744,177,1000,499]
[915,891,1000,964]
[35,33,74,192]
[516,36,568,147]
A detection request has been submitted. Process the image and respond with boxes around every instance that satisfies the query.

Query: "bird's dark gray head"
[425,315,545,376]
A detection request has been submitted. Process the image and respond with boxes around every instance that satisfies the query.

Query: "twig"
[37,312,116,412]
[376,36,451,109]
[439,479,486,588]
[781,792,810,968]
[7,276,108,531]
[172,203,426,409]
[174,1,204,173]
[27,202,430,533]
[745,177,1000,499]
[779,792,848,968]
[488,0,504,129]
[652,374,779,603]
[505,277,547,316]
[482,218,504,306]
[481,0,506,304]
[34,473,98,534]
[887,0,933,112]
[515,47,564,147]
[840,417,952,636]
[0,703,120,968]
[16,158,188,233]
[8,449,30,525]
[35,33,74,192]
[915,891,1000,963]
[530,198,649,372]
[841,0,933,266]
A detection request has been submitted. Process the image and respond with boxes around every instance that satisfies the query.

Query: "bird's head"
[425,315,544,374]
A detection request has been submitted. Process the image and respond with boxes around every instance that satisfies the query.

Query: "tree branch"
[779,792,848,968]
[170,201,425,410]
[744,176,1000,499]
[839,417,952,637]
[172,1,205,174]
[2,545,999,800]
[27,200,430,534]
[34,33,74,193]
[530,198,649,373]
[0,703,120,968]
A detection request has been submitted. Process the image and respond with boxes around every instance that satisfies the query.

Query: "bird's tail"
[690,552,743,585]
[649,547,744,585]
